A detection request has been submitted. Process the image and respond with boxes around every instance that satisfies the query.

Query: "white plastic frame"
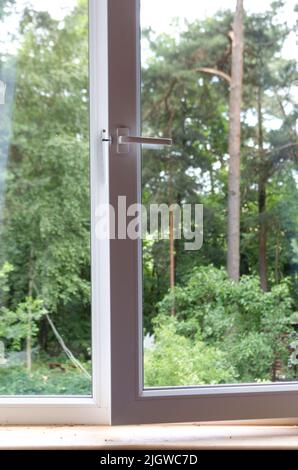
[0,0,111,425]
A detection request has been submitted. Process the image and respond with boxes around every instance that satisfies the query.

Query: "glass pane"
[141,0,298,387]
[0,0,91,395]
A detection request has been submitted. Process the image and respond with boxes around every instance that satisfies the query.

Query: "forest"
[0,0,297,394]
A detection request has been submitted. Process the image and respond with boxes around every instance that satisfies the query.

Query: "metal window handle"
[118,135,172,146]
[117,127,172,154]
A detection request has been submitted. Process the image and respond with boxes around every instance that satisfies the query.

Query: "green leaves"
[0,2,91,371]
[155,265,293,383]
[144,314,237,387]
[0,290,47,350]
[1,1,90,325]
[0,363,91,395]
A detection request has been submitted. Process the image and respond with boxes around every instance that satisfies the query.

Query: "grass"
[0,359,92,395]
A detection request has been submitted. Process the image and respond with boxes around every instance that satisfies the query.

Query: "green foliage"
[0,262,13,302]
[0,296,47,350]
[0,1,91,362]
[155,266,293,382]
[142,3,297,328]
[0,1,297,392]
[0,361,91,395]
[292,240,298,264]
[3,3,90,312]
[144,314,237,386]
[0,2,92,393]
[0,261,47,351]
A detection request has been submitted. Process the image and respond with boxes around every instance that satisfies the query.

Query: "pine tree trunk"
[227,0,244,282]
[257,85,268,292]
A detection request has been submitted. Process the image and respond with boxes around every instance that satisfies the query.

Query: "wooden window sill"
[1,424,298,449]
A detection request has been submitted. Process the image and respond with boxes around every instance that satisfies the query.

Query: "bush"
[144,315,237,387]
[149,266,293,384]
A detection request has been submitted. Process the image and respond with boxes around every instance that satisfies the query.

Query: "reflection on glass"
[0,0,91,395]
[142,0,298,387]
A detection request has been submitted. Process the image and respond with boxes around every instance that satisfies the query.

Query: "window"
[109,0,298,425]
[0,0,109,425]
[0,0,297,425]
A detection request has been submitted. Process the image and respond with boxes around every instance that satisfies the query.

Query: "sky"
[5,0,297,28]
[25,0,298,127]
[141,0,297,29]
[10,0,76,21]
[22,1,296,60]
[1,1,297,104]
[3,1,297,55]
[140,0,297,60]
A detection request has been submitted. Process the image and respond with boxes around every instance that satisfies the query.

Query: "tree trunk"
[167,112,175,316]
[227,0,244,282]
[257,85,268,291]
[258,179,268,291]
[274,227,280,284]
[169,209,175,316]
[27,247,34,373]
[38,316,49,352]
[26,301,32,373]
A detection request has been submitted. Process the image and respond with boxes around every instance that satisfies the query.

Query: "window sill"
[1,424,298,449]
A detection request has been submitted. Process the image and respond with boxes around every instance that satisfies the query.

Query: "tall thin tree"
[227,0,244,281]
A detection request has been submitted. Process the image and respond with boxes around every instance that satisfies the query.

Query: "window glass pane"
[0,0,91,395]
[141,0,298,387]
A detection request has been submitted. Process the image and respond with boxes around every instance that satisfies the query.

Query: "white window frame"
[0,0,111,425]
[1,0,298,426]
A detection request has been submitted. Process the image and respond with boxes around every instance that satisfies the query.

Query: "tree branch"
[143,78,178,121]
[265,142,298,156]
[196,67,231,84]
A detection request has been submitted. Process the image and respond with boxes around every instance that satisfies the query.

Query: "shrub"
[150,266,293,383]
[144,315,237,387]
